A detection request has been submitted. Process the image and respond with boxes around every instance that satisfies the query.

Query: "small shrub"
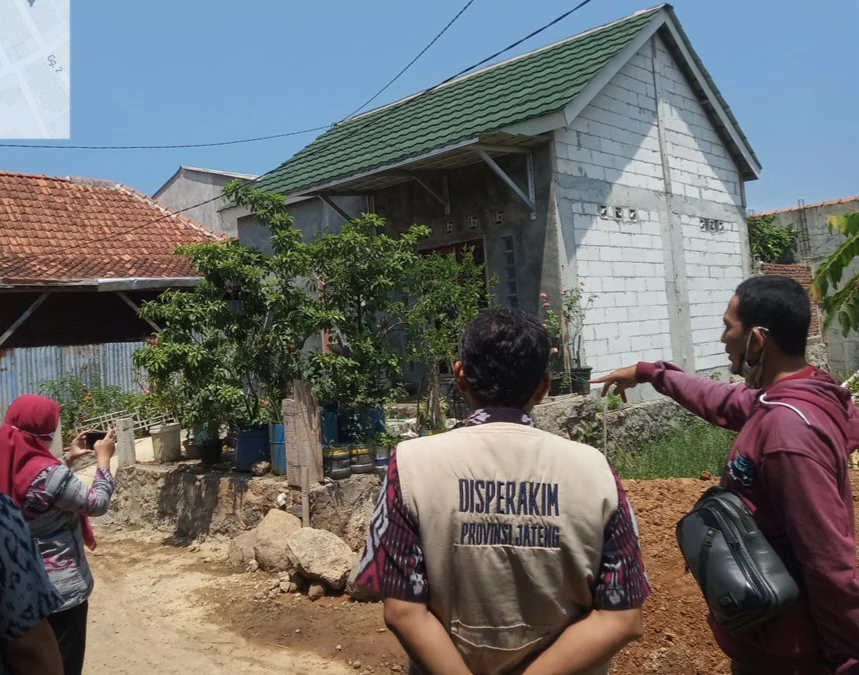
[596,394,623,412]
[747,214,798,263]
[613,420,735,480]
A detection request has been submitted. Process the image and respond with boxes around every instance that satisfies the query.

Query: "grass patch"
[612,420,735,480]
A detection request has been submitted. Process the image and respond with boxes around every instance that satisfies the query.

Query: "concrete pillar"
[116,417,136,469]
[50,418,64,459]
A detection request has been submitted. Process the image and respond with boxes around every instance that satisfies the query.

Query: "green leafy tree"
[747,214,799,263]
[134,183,326,434]
[406,247,491,431]
[304,215,429,420]
[812,213,859,335]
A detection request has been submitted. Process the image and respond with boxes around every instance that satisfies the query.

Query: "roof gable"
[0,171,223,287]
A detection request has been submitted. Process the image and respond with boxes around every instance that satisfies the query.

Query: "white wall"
[554,33,750,382]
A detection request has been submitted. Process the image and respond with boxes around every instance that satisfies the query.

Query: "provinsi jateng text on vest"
[458,479,561,549]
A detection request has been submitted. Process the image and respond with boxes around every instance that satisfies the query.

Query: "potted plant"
[540,283,596,396]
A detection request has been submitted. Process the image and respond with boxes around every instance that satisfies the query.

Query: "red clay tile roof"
[756,195,859,216]
[0,171,224,286]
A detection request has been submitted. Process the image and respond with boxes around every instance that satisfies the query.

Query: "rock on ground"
[308,584,325,601]
[285,528,356,591]
[345,555,379,603]
[254,509,302,572]
[310,474,382,551]
[228,529,258,568]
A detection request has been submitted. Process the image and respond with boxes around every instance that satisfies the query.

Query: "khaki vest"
[397,422,619,675]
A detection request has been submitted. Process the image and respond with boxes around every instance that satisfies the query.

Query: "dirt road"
[84,472,859,675]
[84,532,360,675]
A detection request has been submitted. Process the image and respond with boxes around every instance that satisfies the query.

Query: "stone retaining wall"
[110,462,382,550]
[533,394,695,453]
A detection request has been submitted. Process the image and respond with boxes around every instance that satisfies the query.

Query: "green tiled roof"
[256,7,662,196]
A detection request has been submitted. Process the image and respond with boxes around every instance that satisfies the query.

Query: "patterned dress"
[22,466,115,612]
[0,493,63,674]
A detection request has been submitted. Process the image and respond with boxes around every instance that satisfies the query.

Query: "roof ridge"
[0,169,77,182]
[343,5,666,125]
[756,195,859,216]
[112,184,227,241]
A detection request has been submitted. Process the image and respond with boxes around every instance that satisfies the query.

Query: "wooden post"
[283,380,323,488]
[116,417,136,469]
[301,467,310,528]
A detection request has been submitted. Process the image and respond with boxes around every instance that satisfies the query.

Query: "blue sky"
[2,0,855,211]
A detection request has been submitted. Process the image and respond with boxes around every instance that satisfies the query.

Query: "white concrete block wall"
[654,35,743,208]
[681,215,745,370]
[555,34,749,377]
[556,43,666,193]
[569,203,673,376]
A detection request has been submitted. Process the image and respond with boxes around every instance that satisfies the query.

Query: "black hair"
[460,308,550,408]
[734,276,811,356]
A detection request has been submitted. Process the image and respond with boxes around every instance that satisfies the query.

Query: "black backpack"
[675,486,800,632]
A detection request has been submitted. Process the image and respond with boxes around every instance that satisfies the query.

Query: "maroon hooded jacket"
[637,361,859,675]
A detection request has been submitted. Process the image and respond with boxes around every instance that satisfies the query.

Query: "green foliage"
[406,247,491,430]
[613,420,735,480]
[39,374,150,444]
[541,284,596,378]
[305,214,429,410]
[135,183,328,432]
[595,393,623,412]
[708,371,723,381]
[812,213,859,336]
[747,214,798,263]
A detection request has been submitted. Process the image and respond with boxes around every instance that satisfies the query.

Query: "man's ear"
[531,373,551,407]
[453,361,468,395]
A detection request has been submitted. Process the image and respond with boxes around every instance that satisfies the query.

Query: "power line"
[54,0,602,253]
[433,0,596,88]
[1,0,479,152]
[0,125,331,150]
[345,0,479,119]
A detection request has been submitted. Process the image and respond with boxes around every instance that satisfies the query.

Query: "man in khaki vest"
[356,308,649,674]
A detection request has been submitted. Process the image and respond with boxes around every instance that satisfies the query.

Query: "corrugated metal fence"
[0,342,146,414]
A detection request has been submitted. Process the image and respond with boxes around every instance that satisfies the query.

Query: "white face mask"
[741,326,768,388]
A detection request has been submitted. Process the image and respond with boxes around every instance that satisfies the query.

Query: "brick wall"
[683,214,746,369]
[655,36,743,208]
[759,263,821,338]
[572,203,672,374]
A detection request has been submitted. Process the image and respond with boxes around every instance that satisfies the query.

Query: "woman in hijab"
[0,394,116,675]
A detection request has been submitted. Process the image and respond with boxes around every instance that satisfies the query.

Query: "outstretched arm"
[593,362,756,432]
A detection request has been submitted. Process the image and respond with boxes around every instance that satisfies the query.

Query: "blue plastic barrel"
[235,427,269,472]
[269,423,287,476]
[322,406,339,446]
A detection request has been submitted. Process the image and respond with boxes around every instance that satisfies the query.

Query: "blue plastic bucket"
[269,423,287,476]
[235,427,269,472]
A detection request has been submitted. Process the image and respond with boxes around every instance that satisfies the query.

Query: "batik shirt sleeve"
[355,451,429,603]
[593,466,652,610]
[0,495,63,641]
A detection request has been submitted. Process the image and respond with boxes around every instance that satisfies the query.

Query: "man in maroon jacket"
[594,275,859,675]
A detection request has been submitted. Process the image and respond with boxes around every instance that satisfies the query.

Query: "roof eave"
[0,277,202,292]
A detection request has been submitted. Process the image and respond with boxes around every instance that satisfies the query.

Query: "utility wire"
[0,126,331,150]
[52,0,601,253]
[2,0,480,152]
[345,0,478,119]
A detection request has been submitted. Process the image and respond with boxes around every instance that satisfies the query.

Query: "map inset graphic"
[0,0,70,138]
